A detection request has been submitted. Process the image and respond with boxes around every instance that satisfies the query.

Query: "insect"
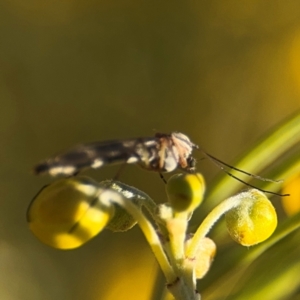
[34,132,197,176]
[34,132,288,196]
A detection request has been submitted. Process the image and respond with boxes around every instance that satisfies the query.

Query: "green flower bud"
[225,190,277,246]
[100,181,144,232]
[166,173,205,213]
[27,177,114,249]
[105,205,137,232]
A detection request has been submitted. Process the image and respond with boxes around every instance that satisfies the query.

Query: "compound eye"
[187,157,196,172]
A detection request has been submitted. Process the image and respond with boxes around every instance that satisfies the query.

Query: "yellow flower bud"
[281,173,300,215]
[166,173,205,213]
[225,190,277,246]
[27,177,114,249]
[185,237,216,279]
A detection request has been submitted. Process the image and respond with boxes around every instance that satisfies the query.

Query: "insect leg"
[159,173,167,184]
[113,163,127,181]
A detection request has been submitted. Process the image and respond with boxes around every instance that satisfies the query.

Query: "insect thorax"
[136,133,196,173]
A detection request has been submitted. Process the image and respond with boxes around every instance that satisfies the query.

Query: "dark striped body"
[34,132,198,176]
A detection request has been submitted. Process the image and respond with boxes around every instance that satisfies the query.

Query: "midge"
[34,132,288,196]
[34,132,198,176]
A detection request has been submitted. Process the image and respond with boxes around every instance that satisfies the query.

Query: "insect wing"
[34,137,158,176]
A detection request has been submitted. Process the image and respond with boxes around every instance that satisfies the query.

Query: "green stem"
[99,188,177,283]
[101,180,168,234]
[186,192,245,259]
[166,217,187,263]
[100,188,200,300]
[165,213,195,293]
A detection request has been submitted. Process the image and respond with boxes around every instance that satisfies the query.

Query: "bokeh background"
[1,1,300,299]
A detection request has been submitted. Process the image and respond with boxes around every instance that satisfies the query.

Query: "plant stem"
[100,188,177,283]
[186,193,244,259]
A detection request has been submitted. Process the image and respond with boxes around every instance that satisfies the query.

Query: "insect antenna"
[194,145,290,197]
[204,152,283,183]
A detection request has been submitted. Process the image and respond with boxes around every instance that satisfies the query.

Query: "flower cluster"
[27,172,277,300]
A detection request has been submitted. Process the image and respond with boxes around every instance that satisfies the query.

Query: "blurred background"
[1,1,300,299]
